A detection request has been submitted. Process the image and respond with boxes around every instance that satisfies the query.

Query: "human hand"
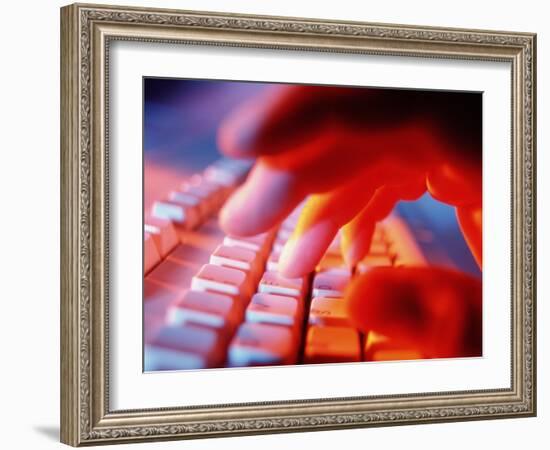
[217,85,482,276]
[216,84,483,357]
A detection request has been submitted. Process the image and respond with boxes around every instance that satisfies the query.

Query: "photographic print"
[143,78,482,372]
[61,4,535,445]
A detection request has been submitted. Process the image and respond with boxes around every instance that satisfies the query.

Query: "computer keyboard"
[144,158,427,371]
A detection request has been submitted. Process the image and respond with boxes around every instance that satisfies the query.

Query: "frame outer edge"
[528,33,536,416]
[61,3,81,447]
[60,2,537,445]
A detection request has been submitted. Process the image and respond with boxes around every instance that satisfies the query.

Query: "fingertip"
[218,193,245,235]
[218,175,273,236]
[219,162,306,237]
[278,219,339,278]
[278,246,308,278]
[341,223,374,270]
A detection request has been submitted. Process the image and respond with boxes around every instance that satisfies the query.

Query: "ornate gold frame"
[60,2,536,446]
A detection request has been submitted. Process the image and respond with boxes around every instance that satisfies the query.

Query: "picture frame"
[60,2,537,446]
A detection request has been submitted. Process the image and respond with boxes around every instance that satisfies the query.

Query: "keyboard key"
[272,236,288,253]
[191,264,250,298]
[223,232,272,255]
[308,297,351,327]
[169,190,208,218]
[384,216,427,266]
[181,183,222,213]
[312,269,350,298]
[357,254,393,273]
[204,165,241,187]
[258,271,305,299]
[167,290,241,332]
[304,326,361,364]
[368,239,388,255]
[144,217,179,257]
[373,224,386,242]
[266,250,281,272]
[363,331,424,361]
[144,232,161,274]
[145,324,226,370]
[228,323,296,367]
[148,258,195,292]
[246,293,302,328]
[152,200,200,229]
[368,348,424,361]
[210,245,260,275]
[167,243,212,268]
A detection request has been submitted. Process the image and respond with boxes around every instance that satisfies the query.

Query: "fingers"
[218,85,479,157]
[340,188,399,269]
[278,176,377,278]
[341,177,426,267]
[456,205,482,268]
[426,162,481,207]
[219,161,305,236]
[218,122,392,238]
[347,267,482,358]
[218,85,482,274]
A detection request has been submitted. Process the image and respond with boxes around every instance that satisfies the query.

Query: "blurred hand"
[347,266,481,358]
[217,85,482,357]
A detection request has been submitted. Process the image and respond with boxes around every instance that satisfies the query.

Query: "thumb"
[346,267,482,358]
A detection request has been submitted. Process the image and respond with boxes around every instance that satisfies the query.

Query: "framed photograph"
[60,2,537,446]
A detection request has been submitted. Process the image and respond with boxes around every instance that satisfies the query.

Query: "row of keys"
[146,204,287,369]
[303,225,400,364]
[144,159,251,275]
[160,211,398,368]
[144,166,426,370]
[148,204,309,369]
[225,206,310,367]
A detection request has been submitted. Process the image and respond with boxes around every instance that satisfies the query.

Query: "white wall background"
[0,0,546,449]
